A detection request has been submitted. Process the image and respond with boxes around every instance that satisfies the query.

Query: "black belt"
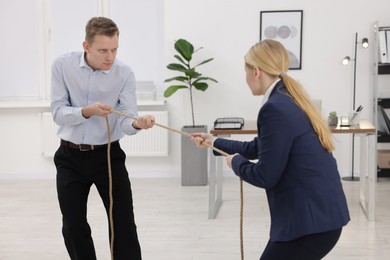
[61,139,117,151]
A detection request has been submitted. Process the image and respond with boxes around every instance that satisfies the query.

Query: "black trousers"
[54,142,141,260]
[260,228,342,260]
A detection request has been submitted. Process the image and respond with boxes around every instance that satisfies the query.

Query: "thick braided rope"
[240,179,244,260]
[106,118,115,260]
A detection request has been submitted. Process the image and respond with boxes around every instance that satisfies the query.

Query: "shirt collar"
[261,78,281,106]
[79,52,112,74]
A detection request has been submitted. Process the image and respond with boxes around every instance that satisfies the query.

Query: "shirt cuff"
[132,120,142,130]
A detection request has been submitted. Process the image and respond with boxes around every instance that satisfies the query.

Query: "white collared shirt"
[51,51,139,145]
[260,79,281,106]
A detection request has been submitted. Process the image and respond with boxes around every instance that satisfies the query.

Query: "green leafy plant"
[329,111,337,118]
[164,39,217,127]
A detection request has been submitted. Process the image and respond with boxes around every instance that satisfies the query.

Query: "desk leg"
[208,150,223,219]
[216,155,223,212]
[359,134,376,221]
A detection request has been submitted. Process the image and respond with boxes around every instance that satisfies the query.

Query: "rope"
[109,109,245,260]
[240,179,244,260]
[110,110,230,157]
[106,118,115,260]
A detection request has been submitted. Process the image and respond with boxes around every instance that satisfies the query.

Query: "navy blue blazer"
[214,82,350,242]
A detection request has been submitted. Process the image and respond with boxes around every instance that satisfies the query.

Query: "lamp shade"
[362,38,369,48]
[342,56,351,65]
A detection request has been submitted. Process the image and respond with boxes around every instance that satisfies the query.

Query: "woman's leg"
[260,228,342,260]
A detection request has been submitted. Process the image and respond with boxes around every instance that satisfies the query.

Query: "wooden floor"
[0,176,389,260]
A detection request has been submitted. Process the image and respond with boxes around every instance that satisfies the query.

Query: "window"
[0,0,164,103]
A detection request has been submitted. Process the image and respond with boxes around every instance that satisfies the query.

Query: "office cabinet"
[373,22,390,177]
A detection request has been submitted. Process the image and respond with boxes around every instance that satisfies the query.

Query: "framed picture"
[260,10,303,70]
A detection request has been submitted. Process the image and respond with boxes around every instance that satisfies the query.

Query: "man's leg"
[95,143,142,260]
[55,147,97,260]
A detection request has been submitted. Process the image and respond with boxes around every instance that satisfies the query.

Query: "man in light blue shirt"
[51,17,154,260]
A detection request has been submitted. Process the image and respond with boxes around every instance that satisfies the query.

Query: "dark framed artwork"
[260,10,303,70]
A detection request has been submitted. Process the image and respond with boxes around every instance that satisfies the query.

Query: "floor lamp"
[342,32,369,181]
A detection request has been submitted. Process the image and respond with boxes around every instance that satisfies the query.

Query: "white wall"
[1,0,390,178]
[162,0,390,178]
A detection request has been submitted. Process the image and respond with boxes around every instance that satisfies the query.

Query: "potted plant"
[164,38,218,126]
[328,111,338,126]
[164,39,217,186]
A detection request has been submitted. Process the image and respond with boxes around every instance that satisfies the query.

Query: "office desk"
[207,121,257,219]
[208,120,376,221]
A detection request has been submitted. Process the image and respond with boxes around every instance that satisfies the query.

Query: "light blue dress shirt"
[51,51,139,145]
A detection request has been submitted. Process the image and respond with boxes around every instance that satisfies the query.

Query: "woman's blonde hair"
[245,40,334,152]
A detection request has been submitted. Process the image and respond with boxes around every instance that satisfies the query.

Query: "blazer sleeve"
[231,102,296,189]
[213,137,259,159]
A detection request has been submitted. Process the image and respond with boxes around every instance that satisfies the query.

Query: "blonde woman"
[192,40,349,259]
